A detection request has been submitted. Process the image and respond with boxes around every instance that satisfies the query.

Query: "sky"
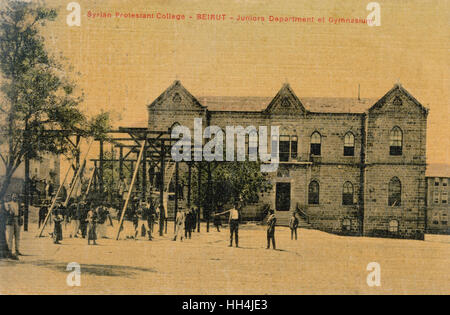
[2,0,449,165]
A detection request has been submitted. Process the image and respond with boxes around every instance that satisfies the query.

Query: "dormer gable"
[264,83,306,114]
[148,80,206,111]
[368,84,429,116]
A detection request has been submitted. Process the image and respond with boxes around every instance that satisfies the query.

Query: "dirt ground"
[0,221,449,295]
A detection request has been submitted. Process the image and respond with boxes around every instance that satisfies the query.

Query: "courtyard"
[0,221,449,295]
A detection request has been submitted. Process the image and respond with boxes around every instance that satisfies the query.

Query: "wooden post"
[197,163,202,232]
[174,162,179,232]
[142,141,147,199]
[207,162,212,232]
[23,150,30,231]
[187,163,191,208]
[119,147,124,181]
[115,141,145,240]
[99,140,104,192]
[159,140,165,236]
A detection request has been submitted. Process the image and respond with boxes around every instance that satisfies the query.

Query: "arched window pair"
[310,132,321,156]
[344,132,355,156]
[342,182,355,205]
[308,181,356,205]
[390,127,403,155]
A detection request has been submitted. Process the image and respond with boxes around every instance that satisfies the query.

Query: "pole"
[99,140,104,192]
[187,163,191,208]
[159,140,165,236]
[174,162,179,232]
[115,141,145,240]
[23,151,30,231]
[197,163,202,232]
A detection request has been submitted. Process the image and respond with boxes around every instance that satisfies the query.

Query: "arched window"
[344,132,355,156]
[308,181,319,205]
[342,182,354,205]
[310,132,321,156]
[390,127,403,156]
[388,220,399,233]
[388,177,401,206]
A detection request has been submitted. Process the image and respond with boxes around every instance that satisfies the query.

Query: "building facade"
[425,164,450,234]
[148,81,428,239]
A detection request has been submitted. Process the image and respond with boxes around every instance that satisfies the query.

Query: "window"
[342,219,351,231]
[388,220,399,233]
[389,127,403,155]
[443,178,448,187]
[342,182,354,205]
[388,177,401,206]
[432,212,439,225]
[278,135,298,162]
[308,181,319,205]
[344,132,355,156]
[441,191,448,204]
[310,132,321,156]
[435,178,440,186]
[434,191,440,204]
[246,130,258,159]
[279,136,290,162]
[441,213,448,225]
[291,136,298,159]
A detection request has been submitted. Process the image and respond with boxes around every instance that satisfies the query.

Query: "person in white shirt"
[215,202,240,247]
[5,194,22,258]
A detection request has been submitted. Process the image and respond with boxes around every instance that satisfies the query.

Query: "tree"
[190,160,272,214]
[0,1,110,258]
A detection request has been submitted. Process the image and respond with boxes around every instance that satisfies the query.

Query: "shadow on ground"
[1,259,157,278]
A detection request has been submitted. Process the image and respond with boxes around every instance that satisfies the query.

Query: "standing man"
[173,207,185,242]
[289,212,299,240]
[135,200,150,240]
[5,194,23,258]
[226,202,240,247]
[266,209,277,250]
[146,198,155,240]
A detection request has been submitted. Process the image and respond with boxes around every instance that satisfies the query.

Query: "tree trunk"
[0,169,14,259]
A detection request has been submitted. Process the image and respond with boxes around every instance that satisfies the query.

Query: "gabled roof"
[368,84,429,115]
[148,80,206,110]
[264,83,306,114]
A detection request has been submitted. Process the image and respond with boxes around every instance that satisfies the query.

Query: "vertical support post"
[197,163,202,232]
[207,162,212,232]
[99,140,104,193]
[23,151,30,231]
[174,162,179,232]
[93,161,98,190]
[159,140,165,236]
[119,147,124,180]
[187,163,191,208]
[75,135,81,170]
[142,139,147,200]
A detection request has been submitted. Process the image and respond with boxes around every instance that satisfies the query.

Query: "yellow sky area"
[4,0,448,164]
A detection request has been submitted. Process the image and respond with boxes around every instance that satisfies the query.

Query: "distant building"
[0,152,60,198]
[426,164,450,234]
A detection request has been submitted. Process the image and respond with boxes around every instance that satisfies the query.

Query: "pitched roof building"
[148,81,430,239]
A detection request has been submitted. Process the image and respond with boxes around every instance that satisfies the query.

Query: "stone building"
[148,80,428,239]
[425,164,450,234]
